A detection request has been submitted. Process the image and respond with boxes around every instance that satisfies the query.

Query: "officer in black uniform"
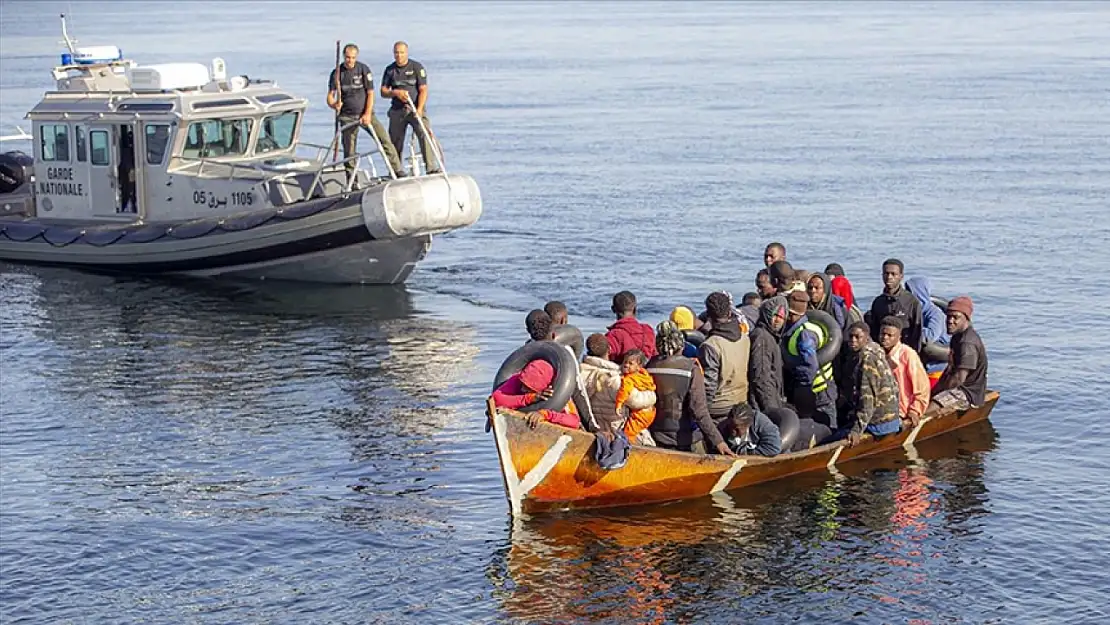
[380,41,441,174]
[326,43,403,179]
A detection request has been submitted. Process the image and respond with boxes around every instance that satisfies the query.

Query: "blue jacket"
[905,277,949,345]
[783,315,820,387]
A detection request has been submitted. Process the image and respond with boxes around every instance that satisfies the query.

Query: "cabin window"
[90,130,110,166]
[39,124,70,162]
[256,111,299,154]
[145,124,171,165]
[75,126,87,162]
[181,118,254,158]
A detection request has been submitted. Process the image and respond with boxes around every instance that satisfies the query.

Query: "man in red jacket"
[606,290,657,363]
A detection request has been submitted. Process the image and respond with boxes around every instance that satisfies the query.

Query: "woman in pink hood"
[492,359,581,429]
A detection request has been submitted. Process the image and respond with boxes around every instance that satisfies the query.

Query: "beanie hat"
[669,306,696,331]
[948,296,974,319]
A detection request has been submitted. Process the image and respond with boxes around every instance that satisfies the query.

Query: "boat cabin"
[21,48,337,224]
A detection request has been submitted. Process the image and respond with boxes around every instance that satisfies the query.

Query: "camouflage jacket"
[850,342,902,435]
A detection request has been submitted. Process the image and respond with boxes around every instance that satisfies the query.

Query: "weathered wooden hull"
[488,391,999,515]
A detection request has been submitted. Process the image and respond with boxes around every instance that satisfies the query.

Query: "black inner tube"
[492,340,577,412]
[765,407,800,453]
[783,309,842,366]
[552,324,584,361]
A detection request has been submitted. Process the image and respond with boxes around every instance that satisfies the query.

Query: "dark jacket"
[869,286,923,352]
[849,342,902,437]
[606,317,657,362]
[647,354,725,451]
[717,410,782,457]
[747,325,785,413]
[697,317,751,415]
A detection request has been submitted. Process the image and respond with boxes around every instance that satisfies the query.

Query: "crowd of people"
[492,242,989,469]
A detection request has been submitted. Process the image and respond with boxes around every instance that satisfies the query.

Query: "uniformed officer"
[326,43,404,179]
[380,41,441,174]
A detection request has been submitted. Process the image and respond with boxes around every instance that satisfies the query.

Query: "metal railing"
[163,113,452,206]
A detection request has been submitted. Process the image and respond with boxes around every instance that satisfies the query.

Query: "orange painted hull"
[488,391,999,515]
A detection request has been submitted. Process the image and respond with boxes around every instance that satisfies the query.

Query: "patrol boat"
[0,16,482,284]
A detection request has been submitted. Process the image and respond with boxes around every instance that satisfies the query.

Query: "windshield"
[181,118,253,158]
[256,111,299,154]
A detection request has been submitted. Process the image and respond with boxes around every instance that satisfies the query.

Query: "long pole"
[332,40,341,161]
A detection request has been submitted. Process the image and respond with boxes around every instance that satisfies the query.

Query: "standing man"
[381,41,441,174]
[327,43,404,180]
[868,258,924,352]
[877,316,930,427]
[764,242,787,268]
[782,290,839,429]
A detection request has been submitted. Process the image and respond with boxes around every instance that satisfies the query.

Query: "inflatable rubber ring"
[802,309,843,366]
[765,407,801,454]
[683,330,706,348]
[930,295,949,313]
[492,340,578,412]
[921,341,950,364]
[551,324,584,361]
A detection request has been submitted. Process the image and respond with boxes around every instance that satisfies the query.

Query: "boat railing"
[164,116,452,205]
[0,126,32,143]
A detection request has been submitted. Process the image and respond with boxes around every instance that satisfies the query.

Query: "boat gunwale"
[488,389,1000,514]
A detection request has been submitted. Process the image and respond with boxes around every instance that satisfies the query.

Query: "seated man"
[782,290,838,428]
[878,316,930,427]
[647,321,734,455]
[579,333,623,432]
[717,403,781,457]
[931,296,988,411]
[698,292,752,420]
[843,322,902,446]
[492,359,581,429]
[606,290,657,362]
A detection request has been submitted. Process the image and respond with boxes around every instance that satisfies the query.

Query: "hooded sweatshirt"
[905,277,949,345]
[606,316,658,362]
[748,297,788,413]
[808,272,848,330]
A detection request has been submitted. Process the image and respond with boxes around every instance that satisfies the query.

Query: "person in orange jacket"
[614,349,657,445]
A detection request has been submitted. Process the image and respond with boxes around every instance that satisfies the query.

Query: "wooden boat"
[486,390,999,515]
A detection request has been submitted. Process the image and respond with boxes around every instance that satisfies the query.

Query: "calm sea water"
[3,1,1110,623]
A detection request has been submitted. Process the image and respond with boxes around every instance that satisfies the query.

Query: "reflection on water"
[496,422,997,623]
[1,265,480,528]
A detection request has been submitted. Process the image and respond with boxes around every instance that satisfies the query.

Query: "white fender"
[360,174,482,240]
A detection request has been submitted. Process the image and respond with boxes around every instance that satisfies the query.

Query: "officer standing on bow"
[381,41,441,174]
[326,43,404,179]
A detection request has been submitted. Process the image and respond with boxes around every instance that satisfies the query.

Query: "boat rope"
[710,459,747,494]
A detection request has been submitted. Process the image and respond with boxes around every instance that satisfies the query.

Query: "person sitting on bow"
[492,359,581,429]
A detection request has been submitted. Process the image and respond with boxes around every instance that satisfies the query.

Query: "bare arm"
[416,84,428,115]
